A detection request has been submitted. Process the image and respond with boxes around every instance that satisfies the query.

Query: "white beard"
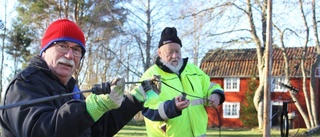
[160,58,183,74]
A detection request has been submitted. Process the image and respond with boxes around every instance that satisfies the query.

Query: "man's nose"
[172,52,179,58]
[64,48,75,58]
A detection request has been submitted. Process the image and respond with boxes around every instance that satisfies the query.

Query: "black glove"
[91,82,111,95]
[149,75,161,94]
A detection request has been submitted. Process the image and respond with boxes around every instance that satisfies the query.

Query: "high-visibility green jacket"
[140,57,225,137]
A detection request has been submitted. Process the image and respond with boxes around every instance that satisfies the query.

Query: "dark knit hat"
[158,27,182,48]
[40,19,86,57]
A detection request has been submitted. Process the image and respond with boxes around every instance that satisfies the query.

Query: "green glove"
[130,85,146,102]
[86,77,125,122]
[130,80,160,104]
[130,75,161,102]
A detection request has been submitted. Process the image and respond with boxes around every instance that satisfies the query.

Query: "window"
[316,66,320,78]
[272,77,287,92]
[223,102,240,118]
[224,78,240,92]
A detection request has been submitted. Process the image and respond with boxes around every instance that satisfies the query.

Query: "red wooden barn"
[200,47,320,129]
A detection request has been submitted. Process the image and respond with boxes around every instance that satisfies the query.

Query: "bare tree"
[309,0,320,127]
[274,0,320,129]
[123,0,160,73]
[173,1,214,66]
[179,0,320,129]
[226,0,267,129]
[0,0,8,100]
[298,0,313,128]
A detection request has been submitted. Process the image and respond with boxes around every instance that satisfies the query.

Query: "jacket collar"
[29,56,77,89]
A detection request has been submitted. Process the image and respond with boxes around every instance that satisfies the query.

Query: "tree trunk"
[301,59,312,128]
[253,80,264,129]
[309,59,319,127]
[310,0,320,126]
[0,0,8,100]
[246,0,265,129]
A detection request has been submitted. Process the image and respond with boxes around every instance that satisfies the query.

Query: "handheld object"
[142,80,159,104]
[178,92,187,102]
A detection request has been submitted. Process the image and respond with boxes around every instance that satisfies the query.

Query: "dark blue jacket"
[0,56,142,137]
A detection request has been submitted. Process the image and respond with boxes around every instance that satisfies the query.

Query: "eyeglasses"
[53,42,83,58]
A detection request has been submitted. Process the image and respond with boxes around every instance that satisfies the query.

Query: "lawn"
[114,125,314,137]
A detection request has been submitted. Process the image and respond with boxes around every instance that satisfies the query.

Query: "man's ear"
[157,48,161,56]
[41,50,46,58]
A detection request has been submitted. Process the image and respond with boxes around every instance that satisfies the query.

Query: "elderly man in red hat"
[0,19,145,137]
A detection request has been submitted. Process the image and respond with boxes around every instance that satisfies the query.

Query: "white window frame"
[316,65,320,78]
[224,78,240,92]
[272,77,287,92]
[223,102,240,118]
[270,101,283,127]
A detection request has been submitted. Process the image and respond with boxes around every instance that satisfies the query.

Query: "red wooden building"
[200,47,320,129]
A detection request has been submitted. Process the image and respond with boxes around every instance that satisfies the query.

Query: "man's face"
[158,43,181,66]
[158,43,182,72]
[42,41,82,84]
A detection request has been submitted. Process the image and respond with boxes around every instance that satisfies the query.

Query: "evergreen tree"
[15,0,130,87]
[6,20,32,75]
[240,77,259,128]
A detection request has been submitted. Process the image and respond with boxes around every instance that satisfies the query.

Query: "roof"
[200,47,318,78]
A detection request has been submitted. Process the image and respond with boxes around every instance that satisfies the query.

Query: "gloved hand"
[109,77,125,106]
[129,75,161,103]
[86,77,125,122]
[207,93,221,108]
[150,75,161,94]
[129,85,146,102]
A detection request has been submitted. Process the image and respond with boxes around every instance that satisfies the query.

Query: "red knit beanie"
[40,19,86,57]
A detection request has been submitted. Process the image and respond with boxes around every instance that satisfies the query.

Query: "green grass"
[114,125,316,137]
[114,125,147,137]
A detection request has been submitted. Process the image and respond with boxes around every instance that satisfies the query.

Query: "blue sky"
[0,0,17,25]
[0,0,17,95]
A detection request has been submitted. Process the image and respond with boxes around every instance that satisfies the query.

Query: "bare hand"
[174,96,190,111]
[208,94,221,108]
